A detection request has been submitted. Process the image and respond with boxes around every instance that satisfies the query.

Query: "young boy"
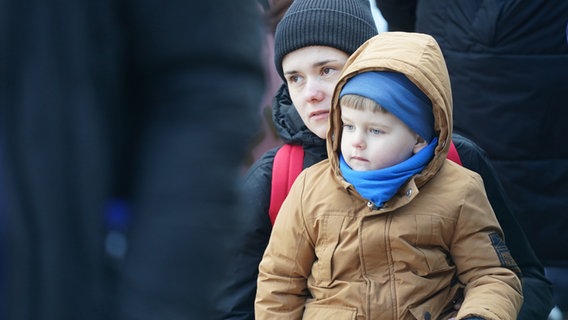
[255,32,523,320]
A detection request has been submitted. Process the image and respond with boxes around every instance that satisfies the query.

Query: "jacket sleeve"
[215,150,277,320]
[450,173,523,320]
[453,133,553,319]
[255,171,315,319]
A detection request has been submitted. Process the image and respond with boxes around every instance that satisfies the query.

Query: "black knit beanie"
[274,0,378,80]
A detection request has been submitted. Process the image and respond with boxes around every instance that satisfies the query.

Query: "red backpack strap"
[268,144,304,225]
[447,140,462,166]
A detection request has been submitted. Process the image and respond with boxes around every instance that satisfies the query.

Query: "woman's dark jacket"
[216,85,326,319]
[217,85,553,319]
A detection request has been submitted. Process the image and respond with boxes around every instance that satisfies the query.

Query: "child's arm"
[451,173,523,320]
[453,133,553,320]
[255,171,315,320]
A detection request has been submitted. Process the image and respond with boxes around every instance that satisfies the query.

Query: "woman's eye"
[287,75,299,84]
[322,67,333,75]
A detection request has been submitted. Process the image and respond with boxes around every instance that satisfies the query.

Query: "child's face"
[340,106,426,171]
[282,46,348,139]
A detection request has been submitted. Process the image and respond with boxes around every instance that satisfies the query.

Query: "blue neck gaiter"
[339,138,438,207]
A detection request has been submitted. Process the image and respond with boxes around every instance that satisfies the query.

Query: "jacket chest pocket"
[391,214,453,275]
[303,304,357,320]
[312,215,358,287]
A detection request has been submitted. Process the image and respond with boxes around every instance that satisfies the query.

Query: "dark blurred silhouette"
[0,1,265,319]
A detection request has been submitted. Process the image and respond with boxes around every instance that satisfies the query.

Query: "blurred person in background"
[375,0,566,318]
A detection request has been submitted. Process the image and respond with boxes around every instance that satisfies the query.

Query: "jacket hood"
[327,32,453,187]
[272,84,326,147]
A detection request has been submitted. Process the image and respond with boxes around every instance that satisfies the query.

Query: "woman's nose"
[305,78,325,103]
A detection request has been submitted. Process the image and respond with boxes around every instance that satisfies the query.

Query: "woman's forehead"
[282,46,348,72]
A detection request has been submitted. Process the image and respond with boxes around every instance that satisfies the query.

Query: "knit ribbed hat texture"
[274,0,377,80]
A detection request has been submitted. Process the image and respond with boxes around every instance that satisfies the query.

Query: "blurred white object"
[369,0,387,32]
[548,306,564,320]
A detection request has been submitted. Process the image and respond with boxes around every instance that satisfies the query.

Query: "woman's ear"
[413,136,428,154]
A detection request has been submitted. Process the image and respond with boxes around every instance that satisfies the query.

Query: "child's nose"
[352,131,366,149]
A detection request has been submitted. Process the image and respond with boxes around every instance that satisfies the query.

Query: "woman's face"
[282,46,349,139]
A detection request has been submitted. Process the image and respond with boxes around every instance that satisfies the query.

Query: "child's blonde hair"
[340,94,387,114]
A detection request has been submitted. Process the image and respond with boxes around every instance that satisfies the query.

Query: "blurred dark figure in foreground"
[0,1,265,319]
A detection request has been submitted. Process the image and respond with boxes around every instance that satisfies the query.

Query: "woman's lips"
[310,110,329,120]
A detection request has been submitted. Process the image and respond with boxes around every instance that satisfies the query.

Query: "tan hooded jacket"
[255,32,522,320]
